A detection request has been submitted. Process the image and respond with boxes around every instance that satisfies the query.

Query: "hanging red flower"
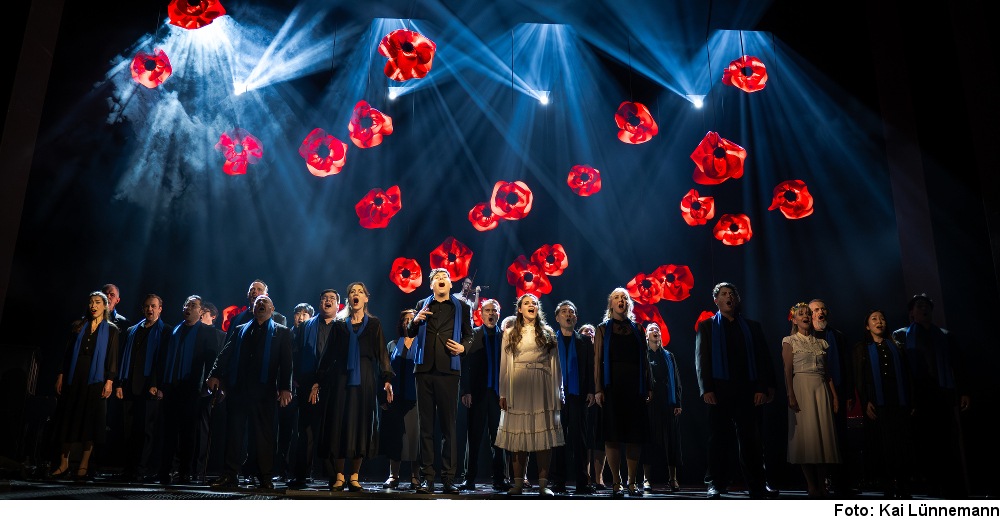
[214,128,263,175]
[378,29,437,81]
[468,202,500,232]
[530,244,568,277]
[626,273,663,305]
[355,185,402,229]
[389,257,423,293]
[651,264,694,302]
[298,128,348,177]
[130,49,172,88]
[633,303,669,345]
[506,255,553,298]
[566,164,602,196]
[490,180,534,220]
[429,236,473,282]
[768,179,815,219]
[167,0,226,30]
[472,300,484,327]
[221,305,246,333]
[690,131,747,185]
[614,101,659,144]
[695,310,715,331]
[713,213,753,246]
[722,55,768,93]
[679,188,715,226]
[348,100,393,149]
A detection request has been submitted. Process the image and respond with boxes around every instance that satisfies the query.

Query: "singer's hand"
[415,307,433,323]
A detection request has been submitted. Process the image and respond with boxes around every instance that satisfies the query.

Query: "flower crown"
[787,302,810,321]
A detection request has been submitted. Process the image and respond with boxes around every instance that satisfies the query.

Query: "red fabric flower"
[566,165,602,196]
[468,202,499,232]
[530,244,568,277]
[506,255,553,298]
[768,179,815,219]
[355,185,402,229]
[627,273,663,305]
[490,180,534,220]
[429,237,473,282]
[722,55,768,93]
[679,188,715,226]
[472,301,484,327]
[690,131,747,185]
[348,100,393,149]
[378,29,437,81]
[298,128,348,177]
[167,0,226,30]
[214,128,263,175]
[221,305,246,333]
[651,264,694,302]
[633,303,669,346]
[713,213,753,246]
[130,49,172,88]
[389,257,423,293]
[695,310,715,331]
[614,101,659,144]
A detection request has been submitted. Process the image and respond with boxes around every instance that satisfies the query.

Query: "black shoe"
[383,476,399,489]
[159,474,173,486]
[707,484,724,498]
[415,480,433,494]
[348,479,365,492]
[492,480,512,491]
[442,481,459,494]
[176,475,192,485]
[550,483,568,494]
[594,483,607,491]
[628,483,644,497]
[612,483,625,498]
[460,481,477,491]
[574,484,596,495]
[210,475,238,490]
[258,480,275,491]
[287,478,308,489]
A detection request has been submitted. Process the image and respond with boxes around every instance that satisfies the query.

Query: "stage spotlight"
[686,94,706,108]
[388,86,406,100]
[528,89,550,105]
[233,82,248,96]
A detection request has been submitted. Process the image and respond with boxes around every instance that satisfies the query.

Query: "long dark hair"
[397,308,416,337]
[505,294,556,356]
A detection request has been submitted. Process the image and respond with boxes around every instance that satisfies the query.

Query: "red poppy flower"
[690,131,747,185]
[472,300,484,327]
[389,257,423,293]
[468,202,499,232]
[429,237,473,281]
[614,101,659,144]
[768,179,815,219]
[530,244,568,277]
[633,303,669,346]
[627,273,663,305]
[566,165,602,196]
[167,0,226,30]
[695,310,715,331]
[130,49,172,88]
[378,29,437,81]
[214,128,263,175]
[679,189,715,226]
[355,185,402,229]
[348,100,393,149]
[651,264,694,302]
[713,213,753,246]
[221,305,246,333]
[722,55,768,93]
[506,255,553,298]
[298,128,348,177]
[490,180,534,220]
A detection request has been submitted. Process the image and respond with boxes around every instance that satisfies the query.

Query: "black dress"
[597,319,648,444]
[646,348,683,467]
[53,321,120,445]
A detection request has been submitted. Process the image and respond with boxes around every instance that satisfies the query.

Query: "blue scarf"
[867,340,908,406]
[485,326,500,393]
[68,320,110,385]
[821,329,842,388]
[163,322,200,384]
[414,295,463,371]
[558,332,579,395]
[120,319,164,380]
[299,316,321,376]
[660,348,677,408]
[601,319,646,395]
[710,312,757,381]
[227,319,275,385]
[346,315,369,386]
[391,337,417,400]
[905,323,954,390]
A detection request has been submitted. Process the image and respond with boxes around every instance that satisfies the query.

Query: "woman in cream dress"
[782,302,840,498]
[495,294,565,496]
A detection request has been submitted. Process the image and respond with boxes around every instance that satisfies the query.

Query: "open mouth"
[353,297,360,305]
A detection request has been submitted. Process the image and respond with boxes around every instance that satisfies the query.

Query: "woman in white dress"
[782,302,840,497]
[495,294,565,496]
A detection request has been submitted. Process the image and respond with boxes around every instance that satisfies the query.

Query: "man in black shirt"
[549,300,596,494]
[406,268,474,494]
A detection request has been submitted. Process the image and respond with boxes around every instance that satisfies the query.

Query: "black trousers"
[551,393,589,486]
[465,389,506,484]
[293,393,327,481]
[224,393,277,480]
[193,395,220,479]
[158,385,199,478]
[274,395,298,478]
[121,393,159,477]
[705,397,765,492]
[416,372,459,482]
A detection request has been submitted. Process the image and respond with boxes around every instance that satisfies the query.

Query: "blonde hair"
[788,301,811,335]
[602,287,635,322]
